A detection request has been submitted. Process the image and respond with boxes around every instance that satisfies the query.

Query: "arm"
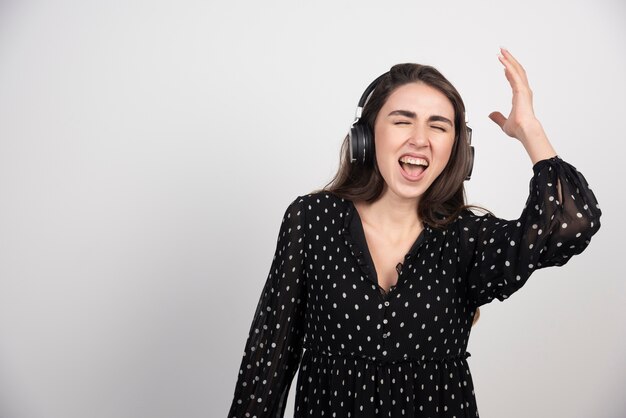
[462,157,601,307]
[228,196,307,417]
[461,49,602,307]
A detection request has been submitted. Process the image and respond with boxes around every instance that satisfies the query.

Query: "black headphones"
[348,72,475,181]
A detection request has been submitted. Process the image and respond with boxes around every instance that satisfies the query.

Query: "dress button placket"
[381,300,390,355]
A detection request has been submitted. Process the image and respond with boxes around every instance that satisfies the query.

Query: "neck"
[355,189,422,235]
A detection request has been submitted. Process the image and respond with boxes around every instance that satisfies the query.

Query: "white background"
[0,1,624,417]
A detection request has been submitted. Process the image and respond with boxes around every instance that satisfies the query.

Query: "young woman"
[227,48,601,417]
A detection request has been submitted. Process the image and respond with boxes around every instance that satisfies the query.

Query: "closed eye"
[432,125,447,132]
[393,120,411,125]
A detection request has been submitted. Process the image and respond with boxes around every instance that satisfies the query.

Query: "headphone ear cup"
[465,145,475,181]
[362,125,374,165]
[350,123,373,165]
[349,124,360,164]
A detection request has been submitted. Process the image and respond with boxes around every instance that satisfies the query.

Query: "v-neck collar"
[342,199,430,296]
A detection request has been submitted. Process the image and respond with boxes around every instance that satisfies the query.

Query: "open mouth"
[398,156,428,178]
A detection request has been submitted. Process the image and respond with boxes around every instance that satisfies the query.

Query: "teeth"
[399,156,429,166]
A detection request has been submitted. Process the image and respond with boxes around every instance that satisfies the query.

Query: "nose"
[409,124,429,148]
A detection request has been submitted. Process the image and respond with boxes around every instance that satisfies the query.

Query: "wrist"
[513,119,557,164]
[521,134,557,164]
[517,119,546,144]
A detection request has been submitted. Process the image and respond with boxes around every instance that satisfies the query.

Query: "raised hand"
[488,48,557,164]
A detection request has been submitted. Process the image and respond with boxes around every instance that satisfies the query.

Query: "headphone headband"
[354,72,388,120]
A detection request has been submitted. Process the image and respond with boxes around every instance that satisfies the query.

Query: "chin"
[390,184,429,202]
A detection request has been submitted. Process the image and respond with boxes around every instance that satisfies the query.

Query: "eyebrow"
[387,110,454,127]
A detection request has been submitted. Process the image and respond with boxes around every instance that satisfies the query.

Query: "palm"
[489,49,539,142]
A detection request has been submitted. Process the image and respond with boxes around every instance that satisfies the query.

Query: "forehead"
[381,82,454,118]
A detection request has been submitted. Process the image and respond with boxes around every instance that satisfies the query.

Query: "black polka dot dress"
[228,156,601,417]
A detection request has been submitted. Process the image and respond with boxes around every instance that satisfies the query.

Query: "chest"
[305,221,465,314]
[303,236,473,356]
[364,227,421,293]
[300,196,476,355]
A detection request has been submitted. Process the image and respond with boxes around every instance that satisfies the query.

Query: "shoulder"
[452,208,501,233]
[283,191,351,233]
[295,191,350,214]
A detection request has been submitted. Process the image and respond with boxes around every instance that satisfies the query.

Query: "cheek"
[434,140,455,172]
[441,139,455,159]
[446,143,455,161]
[373,133,393,164]
[373,143,398,184]
[374,145,393,174]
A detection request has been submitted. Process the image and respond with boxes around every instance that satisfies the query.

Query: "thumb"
[488,111,507,129]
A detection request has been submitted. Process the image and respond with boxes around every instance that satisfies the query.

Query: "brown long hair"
[316,63,488,229]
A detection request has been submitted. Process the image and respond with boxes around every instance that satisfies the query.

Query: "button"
[383,319,388,324]
[384,301,390,307]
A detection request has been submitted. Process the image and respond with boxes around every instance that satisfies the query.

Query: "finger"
[488,111,507,128]
[500,48,529,85]
[498,52,530,94]
[500,48,526,76]
[498,51,523,84]
[499,55,526,92]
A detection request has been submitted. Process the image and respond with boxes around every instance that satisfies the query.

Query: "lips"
[397,152,429,181]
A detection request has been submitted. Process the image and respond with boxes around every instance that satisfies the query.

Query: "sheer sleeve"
[460,156,601,308]
[228,196,307,418]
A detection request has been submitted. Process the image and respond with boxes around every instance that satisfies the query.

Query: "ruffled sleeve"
[228,196,307,417]
[460,156,601,307]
